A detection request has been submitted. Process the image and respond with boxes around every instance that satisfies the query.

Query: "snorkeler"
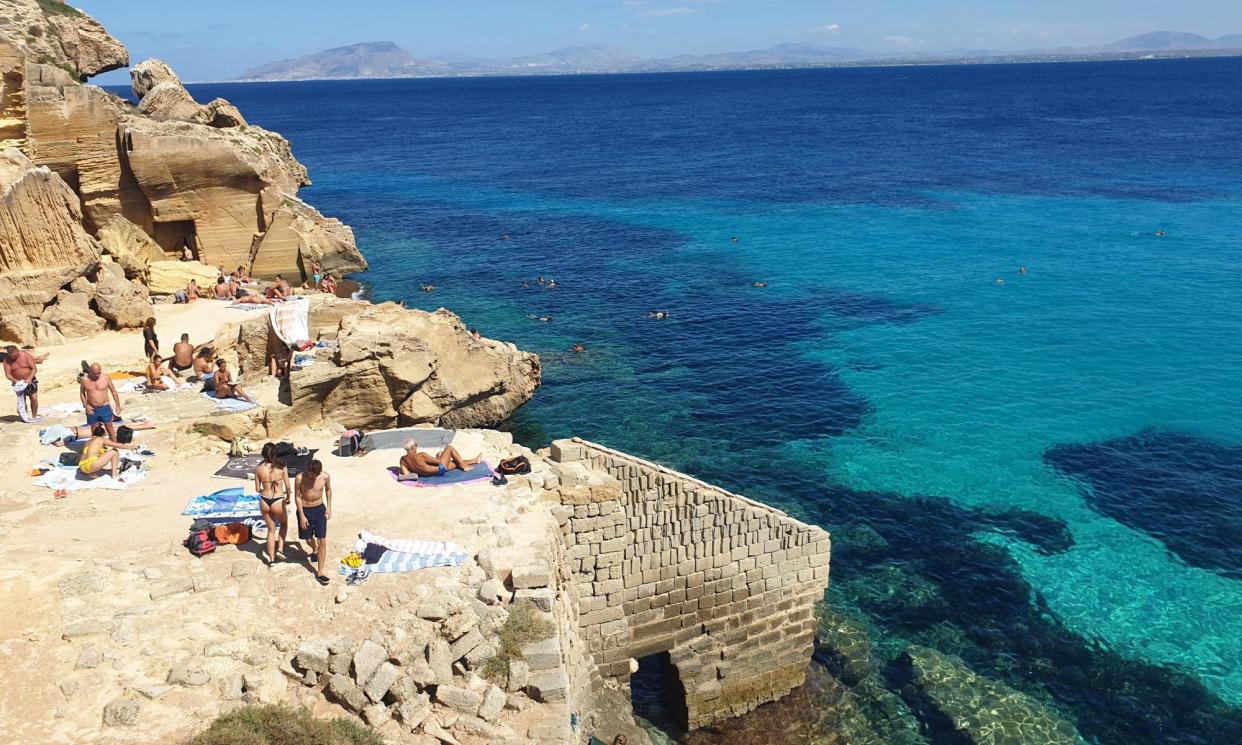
[752,281,768,288]
[420,284,435,293]
[572,343,585,354]
[646,311,668,320]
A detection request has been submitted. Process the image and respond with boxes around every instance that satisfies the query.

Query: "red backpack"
[184,520,217,557]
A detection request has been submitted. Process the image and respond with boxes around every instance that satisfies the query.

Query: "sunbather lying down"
[397,442,481,481]
[44,421,155,447]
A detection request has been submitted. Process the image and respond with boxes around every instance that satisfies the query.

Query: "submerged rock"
[900,645,1084,745]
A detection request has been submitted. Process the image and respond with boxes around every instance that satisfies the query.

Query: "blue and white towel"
[339,530,469,575]
[183,487,261,519]
[201,392,258,412]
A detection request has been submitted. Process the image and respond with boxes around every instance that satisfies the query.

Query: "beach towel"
[387,462,494,488]
[201,392,258,412]
[213,449,318,480]
[338,530,469,575]
[227,302,270,312]
[182,487,261,519]
[118,377,147,394]
[363,428,453,451]
[13,381,38,423]
[35,467,146,491]
[45,402,85,417]
[270,296,310,345]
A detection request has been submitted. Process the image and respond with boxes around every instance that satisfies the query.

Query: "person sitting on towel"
[212,359,258,404]
[191,348,215,383]
[212,276,233,300]
[397,441,482,481]
[78,424,139,479]
[145,353,176,391]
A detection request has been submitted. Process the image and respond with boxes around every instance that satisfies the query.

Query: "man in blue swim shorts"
[80,362,122,441]
[396,441,481,482]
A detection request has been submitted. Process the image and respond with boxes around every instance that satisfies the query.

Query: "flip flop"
[316,575,330,586]
[54,489,68,500]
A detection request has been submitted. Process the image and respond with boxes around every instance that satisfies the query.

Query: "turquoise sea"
[185,59,1242,743]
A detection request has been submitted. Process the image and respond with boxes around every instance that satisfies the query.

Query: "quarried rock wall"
[549,438,831,729]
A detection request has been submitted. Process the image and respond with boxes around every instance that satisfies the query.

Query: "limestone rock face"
[130,58,179,99]
[97,215,161,279]
[93,263,153,328]
[0,148,101,314]
[205,99,247,128]
[246,298,540,432]
[146,260,219,295]
[0,0,128,80]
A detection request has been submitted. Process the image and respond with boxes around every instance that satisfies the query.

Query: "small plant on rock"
[482,600,555,683]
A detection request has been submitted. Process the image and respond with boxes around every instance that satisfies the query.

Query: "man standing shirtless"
[397,442,481,481]
[3,345,42,422]
[80,363,122,440]
[170,334,194,377]
[294,460,333,586]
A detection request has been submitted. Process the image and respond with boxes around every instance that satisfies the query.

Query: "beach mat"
[183,487,261,519]
[213,449,318,480]
[362,428,453,452]
[387,462,494,488]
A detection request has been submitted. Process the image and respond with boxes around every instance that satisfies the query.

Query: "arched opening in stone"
[630,652,688,735]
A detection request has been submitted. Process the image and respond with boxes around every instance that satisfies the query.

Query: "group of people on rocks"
[175,262,339,306]
[141,318,258,404]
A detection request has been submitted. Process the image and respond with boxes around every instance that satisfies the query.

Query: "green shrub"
[482,600,556,682]
[185,705,383,745]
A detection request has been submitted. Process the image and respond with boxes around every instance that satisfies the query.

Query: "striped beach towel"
[270,297,310,346]
[339,530,469,575]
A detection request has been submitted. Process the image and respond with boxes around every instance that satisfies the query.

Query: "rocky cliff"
[0,0,366,343]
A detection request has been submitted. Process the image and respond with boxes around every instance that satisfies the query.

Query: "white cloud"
[814,24,841,35]
[642,7,699,17]
[882,35,915,45]
[580,23,593,32]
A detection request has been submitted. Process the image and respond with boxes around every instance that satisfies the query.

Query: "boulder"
[136,81,211,124]
[93,263,152,328]
[903,646,1085,745]
[146,260,219,295]
[206,98,248,128]
[40,290,105,337]
[97,216,162,279]
[130,59,181,100]
[0,0,128,79]
[283,298,539,432]
[32,319,65,347]
[0,313,34,344]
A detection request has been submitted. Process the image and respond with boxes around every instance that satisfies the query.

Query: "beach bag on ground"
[116,425,134,444]
[273,441,297,459]
[184,519,217,557]
[497,455,531,475]
[213,522,251,545]
[338,429,363,457]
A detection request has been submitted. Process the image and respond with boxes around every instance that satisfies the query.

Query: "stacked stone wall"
[550,438,830,729]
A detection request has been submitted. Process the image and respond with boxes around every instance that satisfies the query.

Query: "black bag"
[201,376,216,393]
[59,452,80,467]
[116,425,134,444]
[497,455,531,475]
[273,441,297,458]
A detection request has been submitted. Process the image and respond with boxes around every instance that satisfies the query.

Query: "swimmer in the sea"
[646,311,668,320]
[420,284,435,293]
[522,281,530,289]
[547,279,557,288]
[572,343,585,354]
[1155,230,1166,237]
[730,236,739,244]
[995,279,1005,285]
[1019,266,1027,275]
[500,233,511,241]
[752,281,768,288]
[527,314,553,323]
[537,276,545,285]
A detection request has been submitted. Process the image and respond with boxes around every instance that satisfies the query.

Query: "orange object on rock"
[213,522,251,545]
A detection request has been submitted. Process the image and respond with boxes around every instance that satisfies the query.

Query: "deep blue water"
[183,59,1242,743]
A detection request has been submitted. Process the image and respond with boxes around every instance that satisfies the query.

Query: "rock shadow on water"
[1045,429,1242,579]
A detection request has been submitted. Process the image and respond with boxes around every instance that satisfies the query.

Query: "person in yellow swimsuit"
[78,425,139,479]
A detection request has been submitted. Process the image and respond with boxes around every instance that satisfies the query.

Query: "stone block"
[455,714,509,740]
[295,640,330,673]
[362,702,391,727]
[512,563,551,589]
[428,639,453,683]
[435,684,482,714]
[550,439,584,462]
[416,600,448,621]
[352,639,387,684]
[478,684,507,722]
[365,662,400,703]
[478,578,507,605]
[449,629,484,661]
[507,659,530,692]
[527,670,569,702]
[167,662,211,687]
[514,587,555,612]
[443,611,476,640]
[522,636,561,672]
[326,673,367,712]
[102,697,141,727]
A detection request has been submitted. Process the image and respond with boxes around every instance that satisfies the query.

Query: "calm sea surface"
[186,60,1242,743]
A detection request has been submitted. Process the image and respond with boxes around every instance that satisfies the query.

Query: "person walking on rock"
[4,345,42,422]
[80,363,122,441]
[294,459,332,585]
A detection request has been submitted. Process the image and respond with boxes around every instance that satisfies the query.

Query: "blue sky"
[79,0,1242,83]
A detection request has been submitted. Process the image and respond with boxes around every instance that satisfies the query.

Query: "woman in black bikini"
[255,443,291,566]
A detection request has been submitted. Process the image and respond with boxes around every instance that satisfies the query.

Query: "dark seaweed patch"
[1046,430,1242,578]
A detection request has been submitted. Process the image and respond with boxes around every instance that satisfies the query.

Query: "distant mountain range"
[236,32,1242,82]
